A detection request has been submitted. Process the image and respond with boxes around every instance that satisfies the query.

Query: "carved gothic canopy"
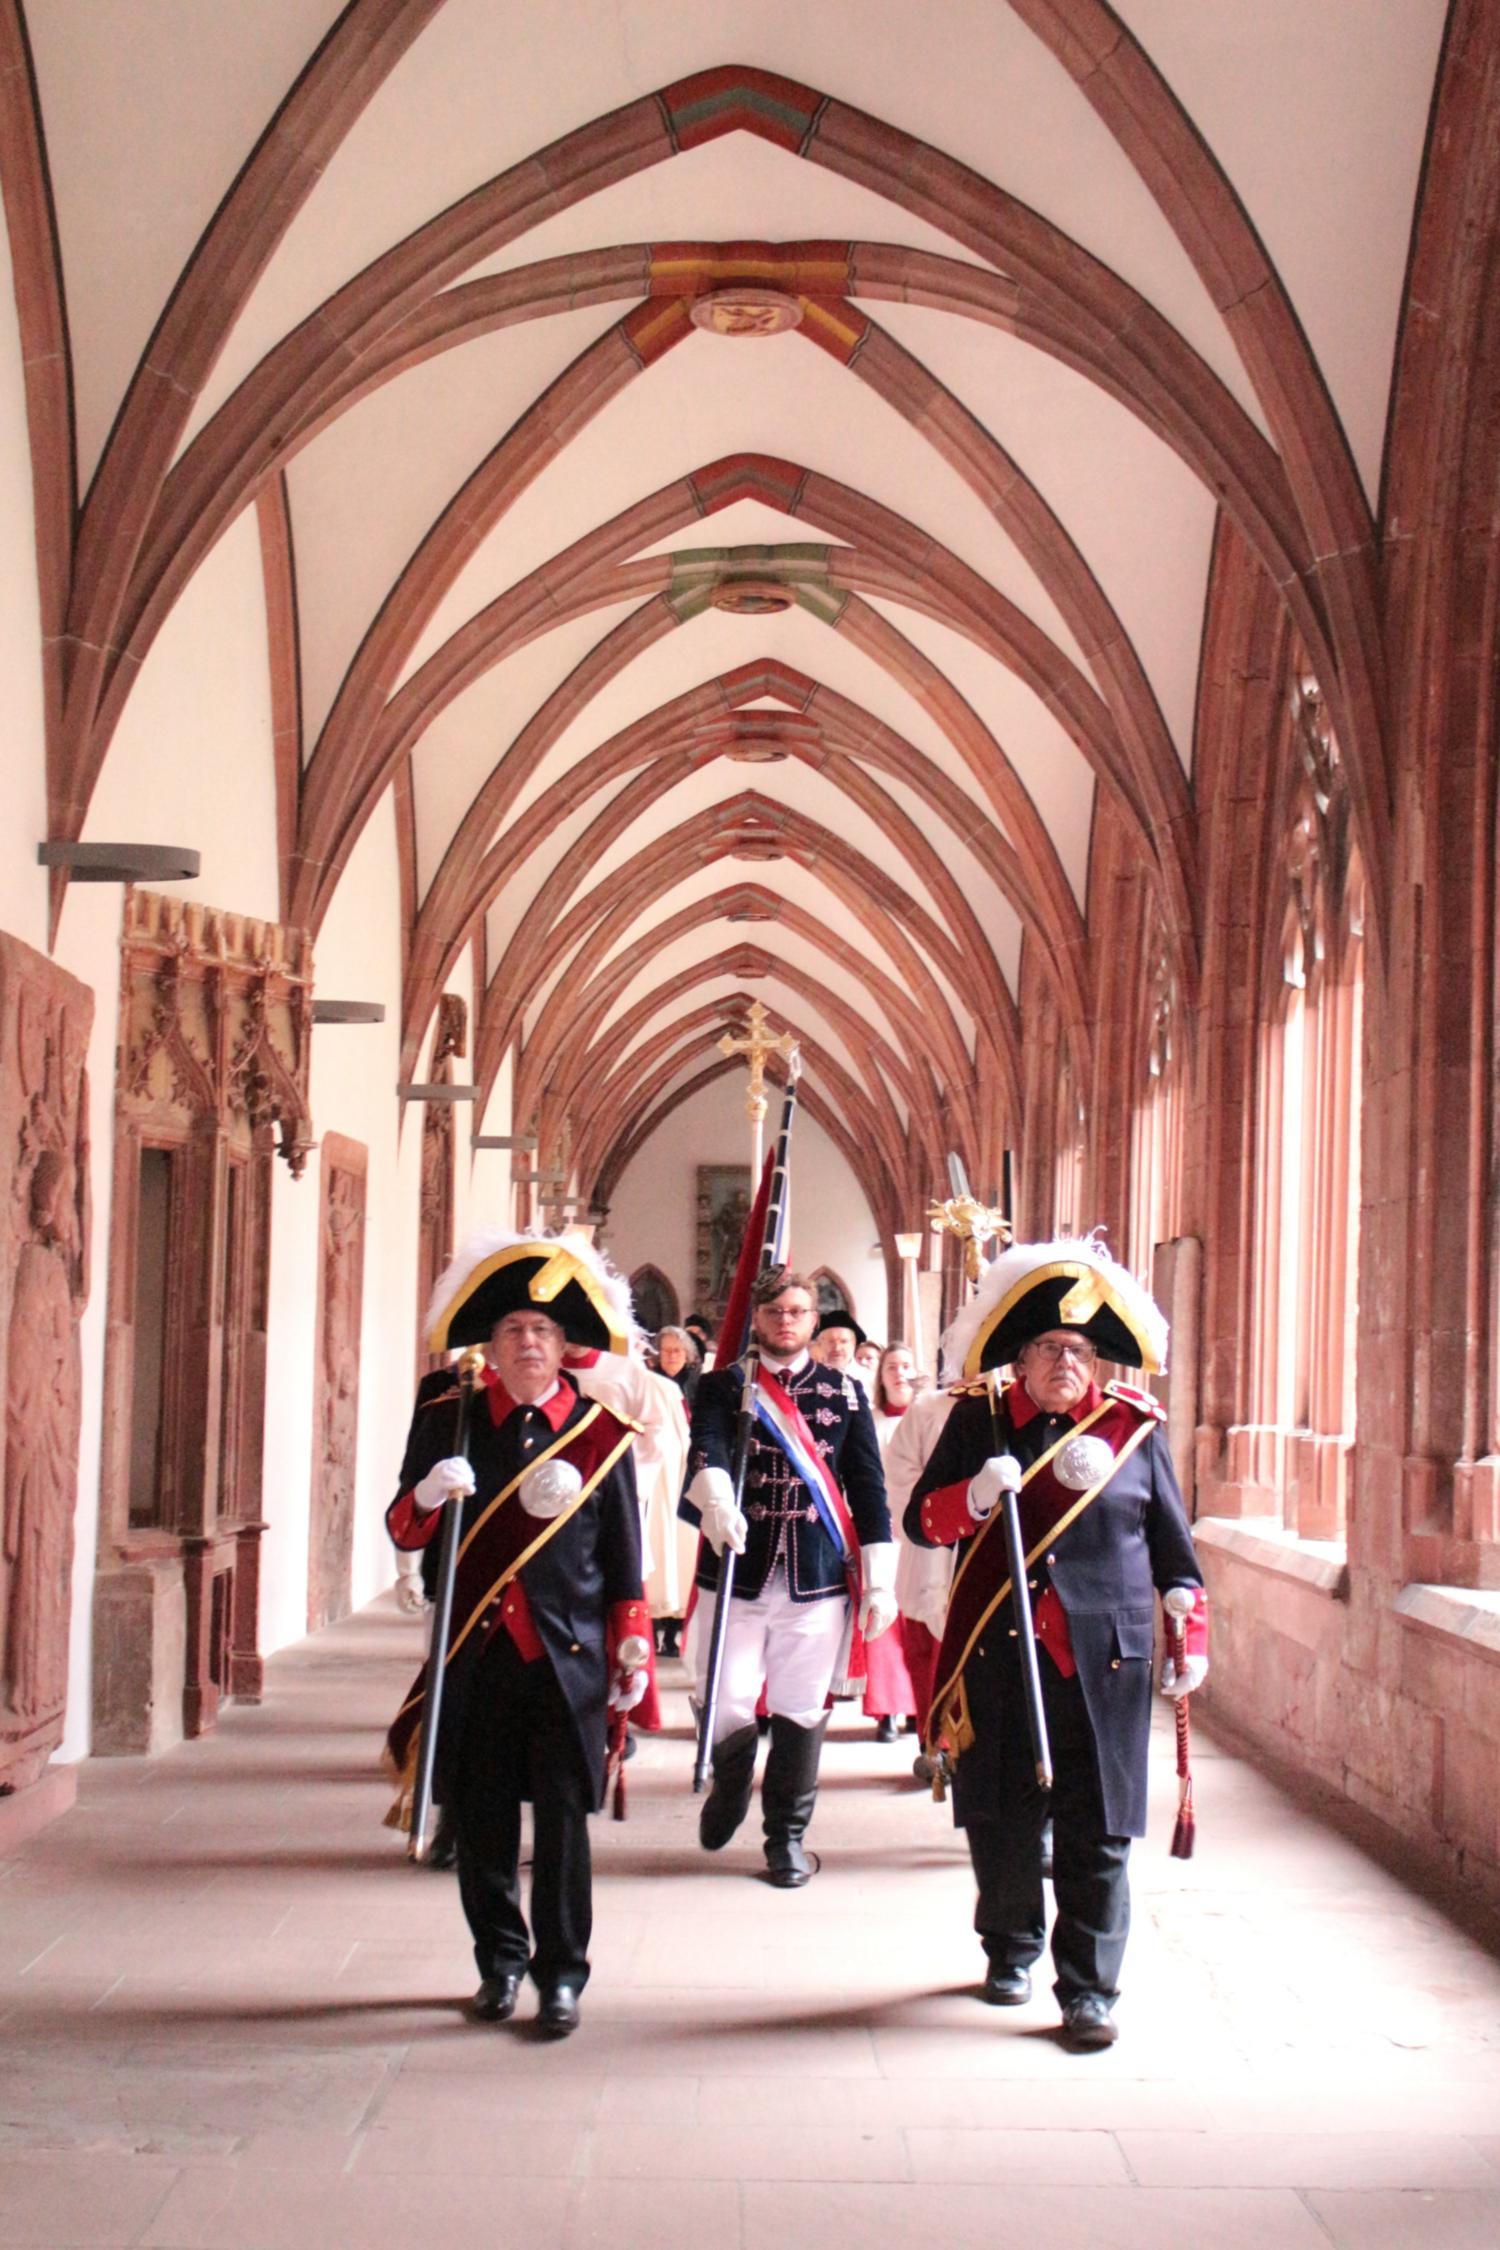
[121,891,313,1173]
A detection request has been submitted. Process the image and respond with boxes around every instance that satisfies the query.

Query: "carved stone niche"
[416,993,465,1379]
[0,936,93,1796]
[308,1134,366,1633]
[94,891,313,1755]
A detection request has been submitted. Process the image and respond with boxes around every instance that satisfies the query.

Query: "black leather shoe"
[427,1814,458,1870]
[1060,1994,1118,2048]
[981,1965,1031,2006]
[471,1972,522,2023]
[537,1983,581,2038]
[875,1715,898,1743]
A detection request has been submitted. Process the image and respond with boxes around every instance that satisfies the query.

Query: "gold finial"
[927,1189,1011,1287]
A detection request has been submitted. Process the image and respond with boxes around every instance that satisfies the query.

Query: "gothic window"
[1052,1058,1085,1237]
[1129,903,1183,1279]
[1249,668,1365,1540]
[630,1263,679,1337]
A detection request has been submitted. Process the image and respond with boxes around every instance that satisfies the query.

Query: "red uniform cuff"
[388,1492,440,1550]
[919,1480,978,1546]
[608,1598,651,1664]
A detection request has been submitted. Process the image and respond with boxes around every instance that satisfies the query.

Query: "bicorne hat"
[941,1234,1167,1378]
[426,1228,634,1356]
[815,1306,868,1347]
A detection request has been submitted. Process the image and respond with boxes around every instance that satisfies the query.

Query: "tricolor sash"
[925,1388,1156,1763]
[383,1405,633,1814]
[753,1364,859,1566]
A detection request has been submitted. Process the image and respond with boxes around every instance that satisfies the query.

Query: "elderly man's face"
[1017,1328,1098,1414]
[489,1309,565,1403]
[815,1324,857,1371]
[752,1287,816,1359]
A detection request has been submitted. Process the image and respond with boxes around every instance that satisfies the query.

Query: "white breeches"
[695,1573,849,1740]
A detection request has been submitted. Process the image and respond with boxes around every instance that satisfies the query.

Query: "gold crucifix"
[718,999,799,1177]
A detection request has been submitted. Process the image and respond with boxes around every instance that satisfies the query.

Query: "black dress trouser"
[450,1633,594,1991]
[962,1650,1131,2005]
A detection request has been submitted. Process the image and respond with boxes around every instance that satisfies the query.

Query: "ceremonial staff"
[407,1345,486,1863]
[931,1154,1053,1792]
[1168,1604,1196,1858]
[692,1057,801,1793]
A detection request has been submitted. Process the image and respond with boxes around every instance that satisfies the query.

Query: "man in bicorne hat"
[907,1236,1206,2049]
[684,1266,896,1886]
[384,1231,652,2037]
[811,1304,866,1376]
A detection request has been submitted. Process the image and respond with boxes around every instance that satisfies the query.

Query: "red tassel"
[1170,1774,1195,1859]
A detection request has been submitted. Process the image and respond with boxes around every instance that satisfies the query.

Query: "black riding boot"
[762,1714,829,1888]
[699,1722,760,1850]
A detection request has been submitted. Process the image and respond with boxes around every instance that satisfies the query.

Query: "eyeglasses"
[1027,1337,1097,1364]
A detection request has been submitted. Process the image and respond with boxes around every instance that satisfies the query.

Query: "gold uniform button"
[1008,1628,1018,1639]
[1110,1658,1121,1670]
[1046,1553,1057,1567]
[569,1641,582,1654]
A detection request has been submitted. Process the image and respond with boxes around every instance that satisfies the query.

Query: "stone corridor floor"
[2,1597,1499,2250]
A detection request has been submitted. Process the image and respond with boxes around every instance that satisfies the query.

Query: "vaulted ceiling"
[16,0,1451,1230]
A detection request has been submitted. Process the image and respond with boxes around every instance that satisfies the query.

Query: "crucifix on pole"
[718,999,799,1178]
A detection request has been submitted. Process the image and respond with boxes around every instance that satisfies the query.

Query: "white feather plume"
[939,1231,1168,1377]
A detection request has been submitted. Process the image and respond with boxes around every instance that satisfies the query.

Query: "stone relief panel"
[0,935,93,1793]
[309,1135,367,1634]
[416,994,464,1377]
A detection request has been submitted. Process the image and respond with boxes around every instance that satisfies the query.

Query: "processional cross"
[718,999,799,1177]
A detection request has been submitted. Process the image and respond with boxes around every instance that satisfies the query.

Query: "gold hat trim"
[427,1241,629,1355]
[964,1258,1161,1379]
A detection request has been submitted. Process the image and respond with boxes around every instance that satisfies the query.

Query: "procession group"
[383,1226,1207,2048]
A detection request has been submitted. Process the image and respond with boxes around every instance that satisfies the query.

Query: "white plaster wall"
[0,206,50,954]
[47,507,285,1751]
[83,509,282,920]
[604,1073,886,1342]
[0,209,113,1765]
[284,784,423,1646]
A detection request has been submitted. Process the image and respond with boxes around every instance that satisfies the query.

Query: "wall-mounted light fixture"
[38,841,200,882]
[312,1000,385,1025]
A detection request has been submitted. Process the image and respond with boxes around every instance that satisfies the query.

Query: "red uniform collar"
[1004,1374,1102,1430]
[481,1363,575,1431]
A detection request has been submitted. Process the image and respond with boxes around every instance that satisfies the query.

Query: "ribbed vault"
[12,0,1450,1263]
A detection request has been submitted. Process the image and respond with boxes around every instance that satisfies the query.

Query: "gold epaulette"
[1105,1378,1167,1422]
[944,1377,990,1399]
[416,1386,462,1412]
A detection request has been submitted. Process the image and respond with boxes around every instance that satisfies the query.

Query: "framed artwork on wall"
[695,1164,752,1320]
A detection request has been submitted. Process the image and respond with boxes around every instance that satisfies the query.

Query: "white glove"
[413,1455,475,1513]
[520,1458,583,1520]
[608,1670,649,1713]
[858,1540,899,1640]
[967,1453,1022,1523]
[689,1467,747,1558]
[1159,1652,1208,1698]
[394,1569,428,1616]
[1160,1584,1207,1697]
